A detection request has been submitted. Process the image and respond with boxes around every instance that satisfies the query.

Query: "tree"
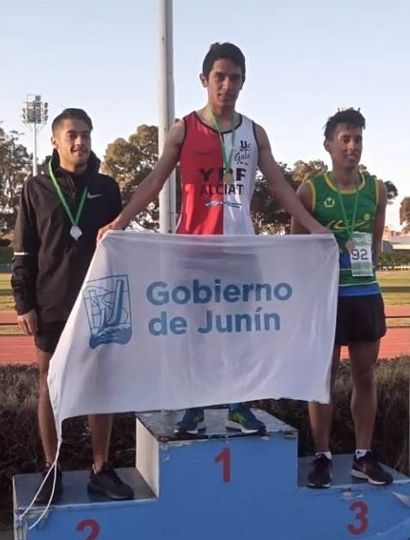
[0,127,31,230]
[250,160,328,235]
[400,197,410,233]
[102,125,159,229]
[292,160,328,184]
[384,180,399,204]
[358,166,398,203]
[251,163,297,234]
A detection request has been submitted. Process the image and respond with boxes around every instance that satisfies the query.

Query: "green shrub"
[379,252,410,268]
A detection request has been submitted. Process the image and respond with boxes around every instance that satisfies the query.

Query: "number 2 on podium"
[76,519,100,540]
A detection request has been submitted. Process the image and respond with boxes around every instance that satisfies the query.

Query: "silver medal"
[70,225,82,240]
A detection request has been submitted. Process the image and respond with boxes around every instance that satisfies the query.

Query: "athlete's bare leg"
[349,340,379,449]
[37,348,58,464]
[38,347,113,469]
[308,346,341,452]
[88,414,113,471]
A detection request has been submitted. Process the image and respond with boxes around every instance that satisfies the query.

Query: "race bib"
[350,232,373,277]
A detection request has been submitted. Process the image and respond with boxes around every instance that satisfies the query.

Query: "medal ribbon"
[48,161,88,229]
[333,173,360,241]
[208,108,236,174]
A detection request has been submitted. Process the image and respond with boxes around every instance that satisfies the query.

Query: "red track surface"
[0,309,409,365]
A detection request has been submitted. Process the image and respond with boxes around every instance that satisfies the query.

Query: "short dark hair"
[52,108,93,133]
[202,42,246,81]
[324,108,365,139]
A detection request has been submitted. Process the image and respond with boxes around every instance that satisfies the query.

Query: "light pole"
[158,0,176,233]
[22,95,48,176]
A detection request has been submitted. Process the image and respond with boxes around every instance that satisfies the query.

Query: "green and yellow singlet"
[306,171,380,297]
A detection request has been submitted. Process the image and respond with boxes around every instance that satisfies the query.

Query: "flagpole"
[158,0,176,233]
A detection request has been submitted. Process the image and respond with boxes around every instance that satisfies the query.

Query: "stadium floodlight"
[22,95,48,176]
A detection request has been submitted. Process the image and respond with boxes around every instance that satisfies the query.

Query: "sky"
[1,0,408,228]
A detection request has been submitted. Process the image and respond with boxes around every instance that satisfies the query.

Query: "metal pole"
[32,123,38,176]
[158,0,176,233]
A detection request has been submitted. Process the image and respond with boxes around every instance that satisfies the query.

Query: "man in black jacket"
[12,108,133,503]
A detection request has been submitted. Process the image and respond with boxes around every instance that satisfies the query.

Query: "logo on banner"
[83,274,132,349]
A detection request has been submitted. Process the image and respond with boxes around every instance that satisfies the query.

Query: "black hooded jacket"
[11,150,122,323]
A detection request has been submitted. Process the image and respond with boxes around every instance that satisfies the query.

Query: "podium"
[13,409,410,540]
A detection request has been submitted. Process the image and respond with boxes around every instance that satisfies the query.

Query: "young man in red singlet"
[98,42,328,434]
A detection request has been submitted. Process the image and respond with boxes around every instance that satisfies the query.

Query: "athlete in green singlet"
[291,109,392,488]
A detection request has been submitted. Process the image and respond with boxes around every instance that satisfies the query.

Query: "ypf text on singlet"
[145,279,293,336]
[198,167,246,195]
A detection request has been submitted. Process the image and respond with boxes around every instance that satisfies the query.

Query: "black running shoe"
[88,463,134,500]
[351,451,393,486]
[35,464,63,505]
[306,454,332,488]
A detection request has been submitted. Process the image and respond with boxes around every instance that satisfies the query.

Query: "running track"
[0,309,409,365]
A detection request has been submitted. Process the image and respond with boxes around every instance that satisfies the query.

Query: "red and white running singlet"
[176,112,259,235]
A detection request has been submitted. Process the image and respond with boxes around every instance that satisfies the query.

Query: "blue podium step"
[13,408,410,540]
[13,468,155,509]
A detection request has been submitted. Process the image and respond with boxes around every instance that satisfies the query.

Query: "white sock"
[316,451,332,460]
[355,449,370,460]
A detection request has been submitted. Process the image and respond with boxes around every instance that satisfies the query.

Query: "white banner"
[48,232,339,436]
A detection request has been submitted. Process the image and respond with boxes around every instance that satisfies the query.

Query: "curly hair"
[324,108,365,139]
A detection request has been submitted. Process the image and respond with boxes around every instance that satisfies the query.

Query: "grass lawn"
[377,270,410,326]
[377,270,410,306]
[0,274,14,311]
